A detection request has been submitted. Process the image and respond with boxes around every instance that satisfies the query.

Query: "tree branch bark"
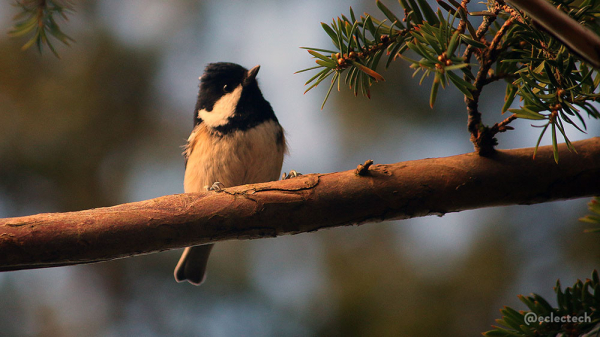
[1,137,600,272]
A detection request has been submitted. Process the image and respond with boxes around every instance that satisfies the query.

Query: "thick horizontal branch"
[1,138,600,272]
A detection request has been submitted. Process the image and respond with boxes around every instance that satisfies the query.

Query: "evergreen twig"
[8,0,74,58]
[298,0,600,161]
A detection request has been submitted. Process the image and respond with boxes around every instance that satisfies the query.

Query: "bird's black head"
[194,62,277,133]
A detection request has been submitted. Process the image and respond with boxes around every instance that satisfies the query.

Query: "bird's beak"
[244,65,260,85]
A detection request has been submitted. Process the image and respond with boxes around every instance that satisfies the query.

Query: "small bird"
[174,62,287,285]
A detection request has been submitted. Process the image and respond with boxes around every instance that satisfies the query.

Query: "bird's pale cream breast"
[183,120,286,192]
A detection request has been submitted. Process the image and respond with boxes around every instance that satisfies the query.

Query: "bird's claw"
[205,181,225,192]
[282,170,302,180]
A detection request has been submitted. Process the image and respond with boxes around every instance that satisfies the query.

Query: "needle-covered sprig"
[483,270,600,336]
[298,0,600,162]
[580,197,600,232]
[8,0,74,58]
[297,1,474,109]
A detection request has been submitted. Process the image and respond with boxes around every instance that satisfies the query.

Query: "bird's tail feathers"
[174,244,214,286]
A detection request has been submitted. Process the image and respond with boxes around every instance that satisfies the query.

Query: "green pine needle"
[297,0,600,159]
[9,0,75,58]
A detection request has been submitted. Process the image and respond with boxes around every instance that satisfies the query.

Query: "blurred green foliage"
[319,225,517,336]
[0,34,157,213]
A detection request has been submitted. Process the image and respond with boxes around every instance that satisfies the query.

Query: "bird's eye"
[223,84,230,93]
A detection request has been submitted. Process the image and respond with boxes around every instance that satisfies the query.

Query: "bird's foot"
[205,181,225,192]
[282,170,302,180]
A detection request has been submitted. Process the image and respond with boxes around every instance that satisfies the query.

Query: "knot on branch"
[471,115,517,157]
[471,125,498,156]
[356,160,374,176]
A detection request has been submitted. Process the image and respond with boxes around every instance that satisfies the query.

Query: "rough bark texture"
[1,137,600,272]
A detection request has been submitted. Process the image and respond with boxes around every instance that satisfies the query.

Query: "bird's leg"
[281,170,302,180]
[205,181,225,192]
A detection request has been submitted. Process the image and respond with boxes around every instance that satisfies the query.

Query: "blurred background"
[0,1,599,336]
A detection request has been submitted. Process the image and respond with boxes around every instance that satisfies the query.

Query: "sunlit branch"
[1,138,599,272]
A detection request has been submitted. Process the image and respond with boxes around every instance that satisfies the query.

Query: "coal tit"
[174,62,287,285]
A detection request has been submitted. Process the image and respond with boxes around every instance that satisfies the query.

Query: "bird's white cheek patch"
[197,85,243,127]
